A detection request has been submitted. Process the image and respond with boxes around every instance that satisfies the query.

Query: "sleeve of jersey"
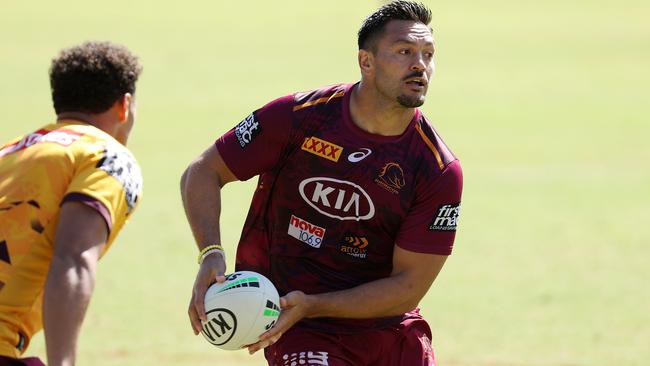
[64,143,142,246]
[215,95,294,181]
[395,160,463,255]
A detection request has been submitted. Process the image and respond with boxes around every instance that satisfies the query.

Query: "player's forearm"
[180,158,223,248]
[305,271,425,319]
[43,254,97,366]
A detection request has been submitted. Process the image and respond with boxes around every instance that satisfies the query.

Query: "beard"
[396,70,428,107]
[397,93,426,108]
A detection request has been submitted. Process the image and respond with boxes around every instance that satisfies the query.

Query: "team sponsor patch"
[299,177,375,221]
[428,203,461,231]
[301,136,343,162]
[375,162,406,194]
[338,233,369,259]
[347,148,372,163]
[0,129,82,157]
[97,143,143,212]
[287,215,325,248]
[282,351,329,366]
[234,112,261,148]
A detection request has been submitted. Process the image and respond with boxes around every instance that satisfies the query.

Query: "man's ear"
[358,49,374,77]
[115,93,133,123]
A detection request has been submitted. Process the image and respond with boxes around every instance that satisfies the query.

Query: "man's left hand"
[246,290,311,355]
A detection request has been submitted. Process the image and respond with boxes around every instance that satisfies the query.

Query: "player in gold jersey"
[0,42,143,366]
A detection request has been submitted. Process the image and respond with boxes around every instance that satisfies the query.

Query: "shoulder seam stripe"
[415,122,445,170]
[293,90,345,111]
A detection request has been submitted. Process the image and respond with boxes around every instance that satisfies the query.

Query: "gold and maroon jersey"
[0,121,142,357]
[216,83,463,333]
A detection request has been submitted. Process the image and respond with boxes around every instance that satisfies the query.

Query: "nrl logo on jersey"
[234,112,261,148]
[301,136,343,162]
[299,177,375,221]
[429,203,461,231]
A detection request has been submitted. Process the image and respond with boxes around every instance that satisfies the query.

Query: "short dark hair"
[49,41,142,114]
[358,1,432,51]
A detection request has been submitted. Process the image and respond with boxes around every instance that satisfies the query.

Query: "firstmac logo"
[234,113,261,148]
[429,203,461,231]
[301,137,343,162]
[299,177,375,221]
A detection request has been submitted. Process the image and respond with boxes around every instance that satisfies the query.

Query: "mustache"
[403,71,426,81]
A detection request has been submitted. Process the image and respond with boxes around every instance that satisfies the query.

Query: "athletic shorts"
[264,317,436,366]
[0,356,45,366]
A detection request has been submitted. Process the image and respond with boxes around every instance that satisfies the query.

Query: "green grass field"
[1,1,649,365]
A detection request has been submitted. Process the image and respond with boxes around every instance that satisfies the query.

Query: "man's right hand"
[188,253,227,335]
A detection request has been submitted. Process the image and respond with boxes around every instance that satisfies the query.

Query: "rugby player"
[182,2,462,365]
[0,42,143,366]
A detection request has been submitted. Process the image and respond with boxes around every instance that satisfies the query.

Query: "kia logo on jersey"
[299,177,375,221]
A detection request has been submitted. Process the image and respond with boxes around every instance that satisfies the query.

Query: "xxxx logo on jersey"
[301,136,343,162]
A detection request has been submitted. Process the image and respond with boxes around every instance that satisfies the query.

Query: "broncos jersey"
[0,121,142,357]
[216,83,463,333]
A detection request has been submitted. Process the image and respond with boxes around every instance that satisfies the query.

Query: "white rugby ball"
[200,271,280,350]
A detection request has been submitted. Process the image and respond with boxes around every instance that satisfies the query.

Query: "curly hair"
[358,1,432,51]
[49,41,142,114]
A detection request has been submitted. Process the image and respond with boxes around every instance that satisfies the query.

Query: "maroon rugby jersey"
[216,83,463,332]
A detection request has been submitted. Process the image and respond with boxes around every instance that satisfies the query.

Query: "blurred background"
[1,1,648,365]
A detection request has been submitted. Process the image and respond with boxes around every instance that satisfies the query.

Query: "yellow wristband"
[198,244,224,264]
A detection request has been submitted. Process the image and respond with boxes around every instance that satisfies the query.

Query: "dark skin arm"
[181,144,237,334]
[42,201,108,366]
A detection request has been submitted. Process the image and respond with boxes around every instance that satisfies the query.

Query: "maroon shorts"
[0,356,45,366]
[264,317,436,366]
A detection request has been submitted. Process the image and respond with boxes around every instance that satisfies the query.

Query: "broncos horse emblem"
[376,162,405,193]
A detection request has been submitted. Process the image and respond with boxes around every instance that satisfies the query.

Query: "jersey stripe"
[415,122,445,170]
[293,90,345,111]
